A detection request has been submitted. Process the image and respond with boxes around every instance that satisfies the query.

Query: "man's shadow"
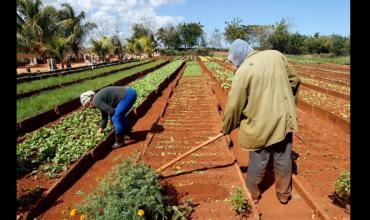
[240,150,300,195]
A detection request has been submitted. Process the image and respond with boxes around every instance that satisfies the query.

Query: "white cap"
[80,91,95,107]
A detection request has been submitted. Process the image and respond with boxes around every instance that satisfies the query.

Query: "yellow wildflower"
[80,214,86,220]
[137,209,145,217]
[70,208,78,217]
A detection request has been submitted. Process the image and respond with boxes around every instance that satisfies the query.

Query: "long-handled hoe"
[156,133,224,173]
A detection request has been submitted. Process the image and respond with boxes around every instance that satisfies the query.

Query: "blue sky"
[157,0,350,37]
[44,0,350,46]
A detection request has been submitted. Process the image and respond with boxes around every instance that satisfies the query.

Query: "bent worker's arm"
[283,56,301,103]
[100,110,109,129]
[93,98,115,129]
[221,68,249,134]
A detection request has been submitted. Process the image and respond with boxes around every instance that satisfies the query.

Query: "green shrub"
[194,48,209,56]
[77,160,192,220]
[333,170,350,204]
[229,187,251,217]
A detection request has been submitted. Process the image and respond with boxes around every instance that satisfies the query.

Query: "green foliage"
[178,22,204,49]
[17,108,112,178]
[158,49,181,56]
[286,54,350,65]
[223,17,248,44]
[194,48,209,56]
[77,160,171,219]
[304,34,331,54]
[333,170,350,204]
[132,23,151,39]
[204,62,233,89]
[130,60,183,107]
[17,60,144,94]
[17,60,165,122]
[229,187,251,216]
[17,0,95,59]
[286,32,307,55]
[268,19,290,53]
[77,160,192,219]
[111,35,125,58]
[58,3,96,58]
[91,37,112,61]
[183,61,201,77]
[171,199,194,220]
[17,60,180,178]
[330,34,350,56]
[157,24,182,49]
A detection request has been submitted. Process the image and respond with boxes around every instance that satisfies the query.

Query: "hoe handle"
[156,133,224,173]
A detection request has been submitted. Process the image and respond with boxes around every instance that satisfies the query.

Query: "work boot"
[277,195,291,205]
[124,128,134,141]
[112,134,125,149]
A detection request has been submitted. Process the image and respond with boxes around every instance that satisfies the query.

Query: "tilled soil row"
[141,74,260,219]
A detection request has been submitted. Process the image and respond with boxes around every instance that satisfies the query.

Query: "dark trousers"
[246,133,292,201]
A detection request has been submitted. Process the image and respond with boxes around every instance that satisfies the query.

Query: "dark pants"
[112,88,137,135]
[246,133,292,201]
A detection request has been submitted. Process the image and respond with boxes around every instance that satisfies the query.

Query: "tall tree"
[131,23,151,39]
[156,23,182,49]
[91,37,112,62]
[286,32,306,54]
[41,36,69,69]
[329,34,349,56]
[223,17,247,44]
[57,3,96,59]
[17,0,59,55]
[178,22,204,49]
[267,19,290,53]
[111,35,124,59]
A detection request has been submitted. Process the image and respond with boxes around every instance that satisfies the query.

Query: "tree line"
[17,0,349,68]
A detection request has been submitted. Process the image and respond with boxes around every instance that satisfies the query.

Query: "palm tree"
[57,3,97,60]
[17,0,59,55]
[91,37,111,62]
[138,36,154,58]
[111,35,124,59]
[41,36,69,69]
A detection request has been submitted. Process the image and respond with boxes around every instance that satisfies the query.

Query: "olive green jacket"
[221,50,300,151]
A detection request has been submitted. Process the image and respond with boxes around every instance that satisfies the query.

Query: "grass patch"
[183,61,201,77]
[17,60,146,95]
[286,54,350,65]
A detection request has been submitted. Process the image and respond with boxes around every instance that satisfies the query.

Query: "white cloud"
[43,0,185,37]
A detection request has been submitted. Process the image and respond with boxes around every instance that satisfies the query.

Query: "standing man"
[80,86,137,149]
[221,39,300,204]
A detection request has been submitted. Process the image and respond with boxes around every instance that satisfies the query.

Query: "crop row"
[204,61,234,89]
[298,88,350,120]
[17,60,147,95]
[199,56,209,62]
[17,60,166,122]
[17,60,184,179]
[300,76,350,96]
[130,60,184,107]
[183,61,201,77]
